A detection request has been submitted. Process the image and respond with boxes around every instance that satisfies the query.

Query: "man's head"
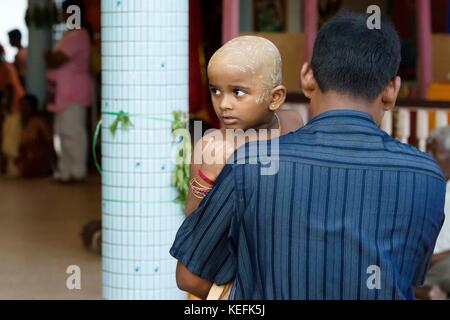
[301,12,402,125]
[8,29,22,48]
[427,126,450,181]
[207,36,286,130]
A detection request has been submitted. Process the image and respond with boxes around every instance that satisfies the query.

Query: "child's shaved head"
[208,36,282,100]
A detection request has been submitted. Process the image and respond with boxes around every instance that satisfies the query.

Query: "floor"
[0,175,102,299]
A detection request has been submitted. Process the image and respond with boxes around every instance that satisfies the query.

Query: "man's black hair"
[8,29,22,41]
[311,12,401,101]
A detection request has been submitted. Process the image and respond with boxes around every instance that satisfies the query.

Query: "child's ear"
[269,85,287,111]
[300,62,317,99]
[381,76,401,111]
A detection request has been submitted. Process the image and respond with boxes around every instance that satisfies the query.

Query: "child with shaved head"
[182,36,303,299]
[186,36,303,214]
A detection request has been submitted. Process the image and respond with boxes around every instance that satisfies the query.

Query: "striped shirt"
[170,110,446,300]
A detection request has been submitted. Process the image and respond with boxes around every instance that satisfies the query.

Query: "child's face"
[207,63,273,130]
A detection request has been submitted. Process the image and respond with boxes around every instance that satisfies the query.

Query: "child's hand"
[198,133,235,183]
[198,162,222,184]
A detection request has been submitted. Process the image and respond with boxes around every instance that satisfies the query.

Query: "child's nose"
[219,95,233,110]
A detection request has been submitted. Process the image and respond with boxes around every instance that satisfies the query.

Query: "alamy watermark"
[366,265,382,290]
[66,265,81,290]
[367,5,381,30]
[65,4,382,32]
[172,121,280,176]
[66,5,81,30]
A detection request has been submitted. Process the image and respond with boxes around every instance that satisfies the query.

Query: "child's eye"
[209,87,221,96]
[234,89,246,97]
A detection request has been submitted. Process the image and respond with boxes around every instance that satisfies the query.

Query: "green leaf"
[171,111,191,210]
[110,111,134,137]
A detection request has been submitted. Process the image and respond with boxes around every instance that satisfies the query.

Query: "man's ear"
[300,62,317,99]
[381,76,401,111]
[269,85,287,111]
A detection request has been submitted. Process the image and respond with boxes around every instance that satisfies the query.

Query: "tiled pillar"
[101,0,188,300]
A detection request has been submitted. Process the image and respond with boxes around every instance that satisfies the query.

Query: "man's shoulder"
[230,127,445,182]
[382,138,445,179]
[281,128,444,178]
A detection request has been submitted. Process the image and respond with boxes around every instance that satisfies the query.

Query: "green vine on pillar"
[171,111,191,209]
[92,110,191,210]
[109,111,134,137]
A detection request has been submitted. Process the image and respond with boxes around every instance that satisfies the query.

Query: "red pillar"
[304,0,318,62]
[222,0,240,44]
[417,0,433,99]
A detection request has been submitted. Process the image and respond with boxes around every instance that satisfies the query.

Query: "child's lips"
[222,116,239,125]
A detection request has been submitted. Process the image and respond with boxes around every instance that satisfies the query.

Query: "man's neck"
[254,113,279,131]
[310,91,377,121]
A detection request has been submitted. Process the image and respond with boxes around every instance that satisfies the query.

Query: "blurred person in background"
[45,0,92,183]
[16,94,55,178]
[416,127,450,300]
[0,43,25,177]
[8,29,28,88]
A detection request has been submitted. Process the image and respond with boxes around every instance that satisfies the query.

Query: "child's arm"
[184,145,204,216]
[184,132,228,216]
[176,262,213,299]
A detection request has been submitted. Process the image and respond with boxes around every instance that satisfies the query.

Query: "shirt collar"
[307,109,378,128]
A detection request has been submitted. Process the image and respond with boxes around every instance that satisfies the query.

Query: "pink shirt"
[47,29,92,112]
